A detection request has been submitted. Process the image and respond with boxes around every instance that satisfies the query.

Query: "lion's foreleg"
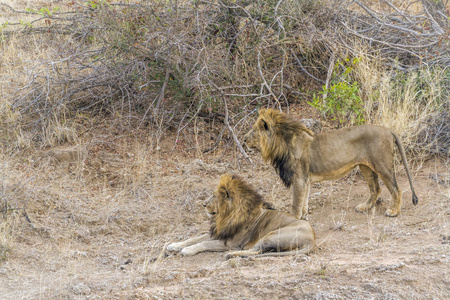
[167,234,211,253]
[303,182,310,219]
[180,239,230,256]
[292,178,310,220]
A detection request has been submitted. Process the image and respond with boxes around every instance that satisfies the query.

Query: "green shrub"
[309,58,365,127]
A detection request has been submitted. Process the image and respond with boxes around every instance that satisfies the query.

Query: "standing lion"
[244,108,418,220]
[167,173,315,258]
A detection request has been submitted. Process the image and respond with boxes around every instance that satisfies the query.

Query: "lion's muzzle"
[243,129,258,151]
[203,195,216,217]
[243,130,252,144]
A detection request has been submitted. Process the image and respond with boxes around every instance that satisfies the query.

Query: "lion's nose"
[243,130,253,143]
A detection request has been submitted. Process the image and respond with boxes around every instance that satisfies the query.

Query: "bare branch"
[257,50,282,109]
[222,95,253,165]
[322,53,335,101]
[209,81,253,165]
[154,68,171,113]
[290,49,326,84]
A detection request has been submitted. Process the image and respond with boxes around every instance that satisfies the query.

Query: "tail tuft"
[412,193,418,205]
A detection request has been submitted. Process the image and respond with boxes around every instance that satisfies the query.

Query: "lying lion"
[244,108,418,220]
[167,174,316,258]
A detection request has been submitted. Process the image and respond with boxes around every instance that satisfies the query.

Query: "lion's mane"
[209,174,264,243]
[257,109,314,187]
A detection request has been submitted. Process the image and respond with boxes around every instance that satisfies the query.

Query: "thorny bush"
[0,0,448,154]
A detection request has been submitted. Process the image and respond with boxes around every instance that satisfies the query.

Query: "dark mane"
[272,153,295,188]
[258,109,314,188]
[210,174,264,243]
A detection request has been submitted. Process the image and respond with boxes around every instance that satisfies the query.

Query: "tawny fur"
[244,108,418,220]
[167,174,315,258]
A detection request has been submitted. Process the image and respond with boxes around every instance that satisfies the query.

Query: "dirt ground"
[0,126,448,300]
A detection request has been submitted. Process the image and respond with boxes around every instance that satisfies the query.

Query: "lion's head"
[243,108,314,187]
[209,173,264,242]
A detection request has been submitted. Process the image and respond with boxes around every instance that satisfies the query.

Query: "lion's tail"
[392,132,418,205]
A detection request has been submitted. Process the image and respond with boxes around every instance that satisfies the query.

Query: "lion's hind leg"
[225,245,313,260]
[370,161,402,217]
[379,169,402,217]
[226,223,315,259]
[225,249,262,259]
[355,164,381,213]
[226,248,312,259]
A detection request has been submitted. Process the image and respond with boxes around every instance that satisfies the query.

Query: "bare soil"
[0,128,448,300]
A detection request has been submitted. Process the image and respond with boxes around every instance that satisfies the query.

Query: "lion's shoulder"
[241,210,299,247]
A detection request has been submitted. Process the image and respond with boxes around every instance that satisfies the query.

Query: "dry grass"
[0,215,16,261]
[0,127,449,298]
[351,47,449,156]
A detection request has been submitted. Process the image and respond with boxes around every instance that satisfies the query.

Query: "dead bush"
[0,0,448,155]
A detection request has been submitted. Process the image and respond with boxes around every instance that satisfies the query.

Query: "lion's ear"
[219,187,230,199]
[261,119,268,131]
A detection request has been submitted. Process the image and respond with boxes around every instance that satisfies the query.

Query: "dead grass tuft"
[0,212,18,261]
[351,47,449,157]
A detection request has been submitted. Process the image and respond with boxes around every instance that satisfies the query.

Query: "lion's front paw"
[355,203,371,213]
[296,210,308,220]
[167,243,184,253]
[300,214,309,221]
[385,208,399,217]
[180,247,198,256]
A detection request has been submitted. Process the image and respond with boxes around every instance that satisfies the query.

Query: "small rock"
[71,250,88,258]
[300,118,322,133]
[362,283,381,293]
[72,283,91,295]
